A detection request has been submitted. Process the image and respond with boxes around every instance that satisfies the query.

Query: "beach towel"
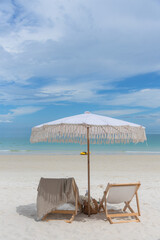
[37,178,78,220]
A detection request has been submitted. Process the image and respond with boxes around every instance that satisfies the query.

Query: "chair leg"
[123,201,130,212]
[126,203,140,222]
[123,202,140,222]
[107,217,113,224]
[106,201,140,224]
[42,214,48,221]
[108,218,139,224]
[99,203,105,212]
[99,191,107,212]
[136,192,141,216]
[42,212,76,223]
[65,214,75,223]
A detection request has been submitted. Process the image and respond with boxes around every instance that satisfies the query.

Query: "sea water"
[0,134,160,155]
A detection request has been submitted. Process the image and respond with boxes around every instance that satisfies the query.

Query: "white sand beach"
[0,154,160,240]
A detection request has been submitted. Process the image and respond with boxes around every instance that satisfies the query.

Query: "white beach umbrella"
[30,111,146,216]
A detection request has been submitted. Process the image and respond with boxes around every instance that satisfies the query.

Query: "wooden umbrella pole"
[87,127,90,217]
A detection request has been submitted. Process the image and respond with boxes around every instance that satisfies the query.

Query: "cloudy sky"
[0,0,160,137]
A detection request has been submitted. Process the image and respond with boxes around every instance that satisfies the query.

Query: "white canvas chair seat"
[107,185,138,204]
[99,182,141,224]
[37,177,81,223]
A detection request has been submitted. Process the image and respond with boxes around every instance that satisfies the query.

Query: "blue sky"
[0,0,160,137]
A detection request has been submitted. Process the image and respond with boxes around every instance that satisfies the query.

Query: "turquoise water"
[0,134,160,155]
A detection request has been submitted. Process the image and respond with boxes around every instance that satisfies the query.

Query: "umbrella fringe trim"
[30,125,147,144]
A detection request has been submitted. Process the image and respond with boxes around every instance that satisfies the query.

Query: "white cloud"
[107,89,160,108]
[0,106,43,122]
[39,80,108,103]
[10,106,43,116]
[0,76,113,105]
[0,0,160,110]
[93,109,143,117]
[1,0,160,85]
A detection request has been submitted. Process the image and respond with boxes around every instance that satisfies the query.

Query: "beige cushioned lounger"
[37,177,80,223]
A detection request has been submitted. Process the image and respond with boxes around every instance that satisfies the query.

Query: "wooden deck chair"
[99,182,141,224]
[37,178,81,223]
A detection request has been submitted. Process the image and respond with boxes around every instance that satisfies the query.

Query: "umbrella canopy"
[30,111,146,216]
[30,111,146,144]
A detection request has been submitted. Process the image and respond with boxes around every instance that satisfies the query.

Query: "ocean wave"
[125,151,160,155]
[0,149,32,153]
[0,149,160,155]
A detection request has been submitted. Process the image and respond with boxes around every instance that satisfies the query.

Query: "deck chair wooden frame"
[99,182,141,224]
[42,179,81,223]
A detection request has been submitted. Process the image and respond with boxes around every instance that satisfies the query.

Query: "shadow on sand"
[16,203,37,220]
[16,203,106,222]
[74,211,106,222]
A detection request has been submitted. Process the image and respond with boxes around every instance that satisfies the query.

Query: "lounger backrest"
[106,184,138,204]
